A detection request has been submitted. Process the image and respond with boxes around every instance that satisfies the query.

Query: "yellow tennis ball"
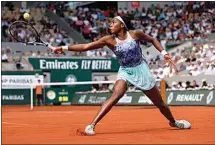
[23,13,30,19]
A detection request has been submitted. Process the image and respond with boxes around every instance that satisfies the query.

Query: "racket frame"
[9,21,49,47]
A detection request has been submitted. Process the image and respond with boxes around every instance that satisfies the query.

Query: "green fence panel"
[29,58,120,72]
[72,92,153,105]
[44,87,74,104]
[50,70,92,92]
[3,88,214,106]
[166,89,215,106]
[2,89,31,105]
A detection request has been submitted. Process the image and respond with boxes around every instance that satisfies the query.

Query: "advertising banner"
[3,88,214,106]
[2,75,44,89]
[166,90,215,106]
[45,87,74,104]
[72,92,153,105]
[2,87,73,105]
[2,89,31,105]
[29,58,120,72]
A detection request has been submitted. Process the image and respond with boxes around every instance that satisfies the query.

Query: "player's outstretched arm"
[50,36,110,53]
[134,30,178,73]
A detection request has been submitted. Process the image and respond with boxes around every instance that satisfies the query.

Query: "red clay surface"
[2,106,215,144]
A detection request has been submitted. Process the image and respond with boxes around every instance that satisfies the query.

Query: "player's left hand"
[164,54,178,74]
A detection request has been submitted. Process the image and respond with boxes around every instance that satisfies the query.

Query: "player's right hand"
[48,45,64,54]
[54,47,64,54]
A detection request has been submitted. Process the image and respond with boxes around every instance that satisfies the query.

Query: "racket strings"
[9,22,38,43]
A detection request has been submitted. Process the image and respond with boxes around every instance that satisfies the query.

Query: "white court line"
[33,111,121,116]
[2,121,80,127]
[2,121,96,127]
[2,121,165,129]
[1,121,141,127]
[35,111,75,114]
[2,122,39,126]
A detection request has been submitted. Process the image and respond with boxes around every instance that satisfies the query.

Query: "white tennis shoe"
[84,125,96,135]
[169,120,191,129]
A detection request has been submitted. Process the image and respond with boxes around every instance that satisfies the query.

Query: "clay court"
[2,106,215,144]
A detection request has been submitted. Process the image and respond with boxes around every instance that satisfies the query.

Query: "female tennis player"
[50,16,191,135]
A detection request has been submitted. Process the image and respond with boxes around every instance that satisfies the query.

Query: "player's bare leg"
[77,80,127,135]
[143,85,191,129]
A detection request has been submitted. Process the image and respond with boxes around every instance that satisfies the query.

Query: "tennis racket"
[9,20,57,52]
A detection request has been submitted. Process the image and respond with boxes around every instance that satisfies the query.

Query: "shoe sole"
[76,128,95,136]
[170,125,191,129]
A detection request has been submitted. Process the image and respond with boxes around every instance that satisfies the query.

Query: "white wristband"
[48,44,56,51]
[161,50,168,56]
[62,46,68,51]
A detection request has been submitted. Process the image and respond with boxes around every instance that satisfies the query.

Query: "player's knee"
[111,91,123,102]
[113,87,124,96]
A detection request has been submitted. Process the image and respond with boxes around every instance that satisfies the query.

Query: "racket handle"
[47,44,56,51]
[47,44,66,56]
